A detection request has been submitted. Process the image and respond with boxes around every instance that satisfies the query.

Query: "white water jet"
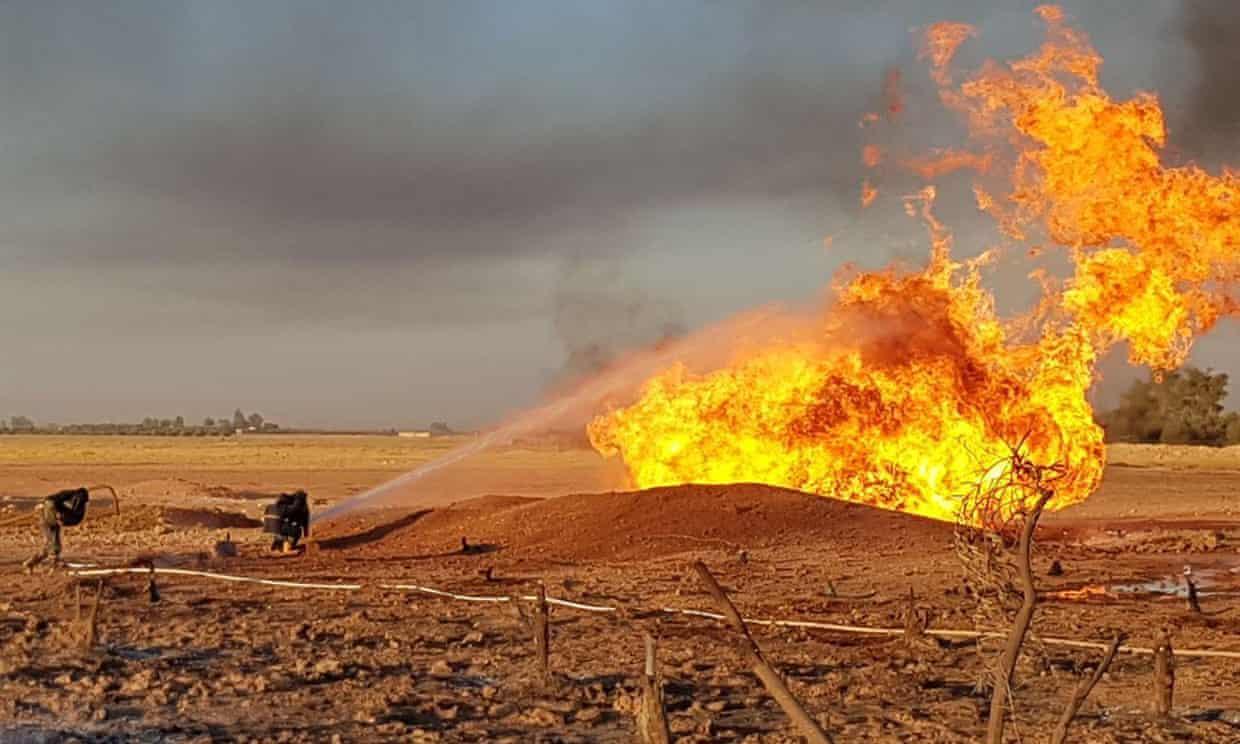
[313,308,783,524]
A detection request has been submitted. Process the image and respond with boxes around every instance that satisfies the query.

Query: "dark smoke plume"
[1176,0,1240,160]
[551,253,686,387]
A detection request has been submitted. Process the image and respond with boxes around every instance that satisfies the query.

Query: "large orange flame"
[590,189,1103,522]
[588,6,1237,524]
[952,6,1240,368]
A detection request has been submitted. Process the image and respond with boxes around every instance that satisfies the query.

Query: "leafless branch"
[1050,633,1124,744]
[692,561,831,744]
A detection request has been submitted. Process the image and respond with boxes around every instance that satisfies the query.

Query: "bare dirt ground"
[1,435,1238,742]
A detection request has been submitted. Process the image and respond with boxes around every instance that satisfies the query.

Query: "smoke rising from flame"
[590,188,1103,523]
[588,6,1240,525]
[316,308,789,523]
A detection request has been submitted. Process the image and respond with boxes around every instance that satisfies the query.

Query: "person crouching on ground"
[22,487,89,573]
[263,490,310,553]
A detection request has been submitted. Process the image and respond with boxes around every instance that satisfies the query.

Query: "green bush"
[1102,367,1235,445]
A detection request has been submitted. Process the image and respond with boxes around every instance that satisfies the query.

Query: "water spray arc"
[313,312,773,524]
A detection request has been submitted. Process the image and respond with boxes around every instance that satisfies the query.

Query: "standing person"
[22,487,89,573]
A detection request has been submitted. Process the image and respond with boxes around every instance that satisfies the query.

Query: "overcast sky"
[0,1,1235,428]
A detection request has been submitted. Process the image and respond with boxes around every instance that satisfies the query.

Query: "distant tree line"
[1101,366,1240,445]
[0,409,279,436]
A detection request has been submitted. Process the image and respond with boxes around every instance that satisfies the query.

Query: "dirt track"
[1,437,1239,742]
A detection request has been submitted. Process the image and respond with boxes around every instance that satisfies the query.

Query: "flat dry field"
[0,434,616,508]
[1,436,1238,742]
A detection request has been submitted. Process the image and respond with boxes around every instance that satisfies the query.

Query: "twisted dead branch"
[1050,633,1124,744]
[952,435,1070,744]
[692,561,831,744]
[985,485,1052,744]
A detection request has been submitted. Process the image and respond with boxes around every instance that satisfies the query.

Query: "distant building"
[398,430,432,438]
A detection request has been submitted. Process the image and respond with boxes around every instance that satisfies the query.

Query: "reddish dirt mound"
[84,504,259,533]
[163,507,261,530]
[2,501,260,536]
[85,504,166,532]
[318,483,953,561]
[126,478,279,503]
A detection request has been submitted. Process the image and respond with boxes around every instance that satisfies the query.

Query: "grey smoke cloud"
[1173,0,1240,161]
[79,78,861,261]
[551,251,687,386]
[0,0,1228,428]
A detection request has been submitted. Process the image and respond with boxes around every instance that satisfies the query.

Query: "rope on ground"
[66,566,1240,660]
[657,608,1240,658]
[71,567,362,591]
[378,583,617,613]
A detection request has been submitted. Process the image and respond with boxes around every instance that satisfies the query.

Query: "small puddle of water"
[1111,568,1240,599]
[1052,567,1240,601]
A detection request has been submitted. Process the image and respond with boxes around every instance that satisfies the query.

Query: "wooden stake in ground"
[533,582,550,686]
[692,561,830,744]
[903,588,927,648]
[1050,634,1124,744]
[986,489,1052,744]
[636,634,671,744]
[1153,630,1175,717]
[146,565,160,604]
[1185,573,1202,614]
[81,579,104,651]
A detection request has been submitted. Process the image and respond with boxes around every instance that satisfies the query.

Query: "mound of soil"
[84,505,260,533]
[318,483,953,561]
[1,501,260,536]
[125,478,278,503]
[90,504,167,532]
[163,508,261,530]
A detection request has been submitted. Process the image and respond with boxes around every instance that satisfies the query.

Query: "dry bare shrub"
[953,437,1066,696]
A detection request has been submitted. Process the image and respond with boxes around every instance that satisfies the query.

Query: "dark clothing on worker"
[49,488,90,526]
[24,488,89,571]
[263,491,310,551]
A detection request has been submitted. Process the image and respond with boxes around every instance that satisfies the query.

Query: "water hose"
[60,565,1240,661]
[0,484,121,528]
[85,484,122,517]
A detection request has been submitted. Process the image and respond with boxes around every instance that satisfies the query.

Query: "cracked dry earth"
[1,477,1239,742]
